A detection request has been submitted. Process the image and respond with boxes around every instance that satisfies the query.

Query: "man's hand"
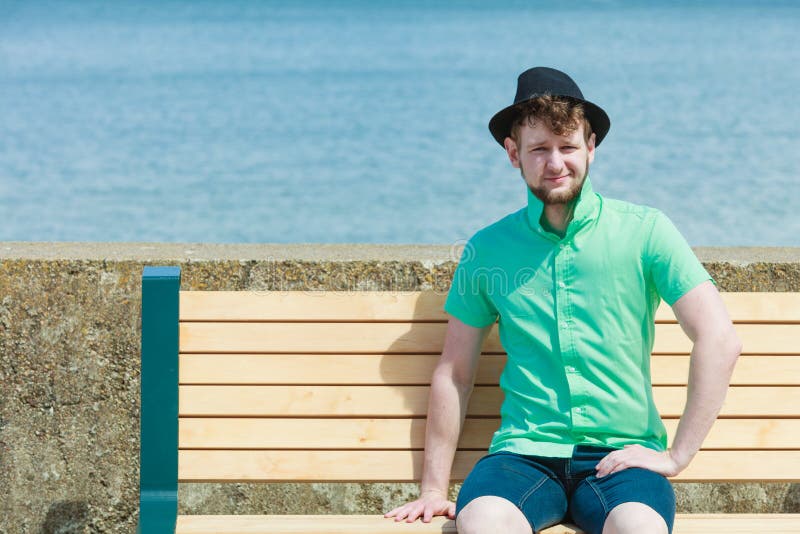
[594,444,685,479]
[383,489,455,523]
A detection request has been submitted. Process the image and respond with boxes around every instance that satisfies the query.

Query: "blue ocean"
[1,0,798,245]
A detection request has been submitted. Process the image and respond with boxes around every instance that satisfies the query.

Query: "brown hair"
[509,94,593,147]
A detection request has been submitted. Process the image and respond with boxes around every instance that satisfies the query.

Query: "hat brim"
[488,97,610,148]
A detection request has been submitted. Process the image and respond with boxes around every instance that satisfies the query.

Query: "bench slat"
[180,291,450,322]
[178,417,800,450]
[179,291,800,323]
[179,354,800,386]
[174,514,454,533]
[177,450,800,482]
[179,322,800,354]
[179,353,506,385]
[649,355,800,385]
[179,385,800,418]
[174,514,800,534]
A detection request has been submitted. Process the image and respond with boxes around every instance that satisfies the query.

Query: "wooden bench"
[138,265,800,533]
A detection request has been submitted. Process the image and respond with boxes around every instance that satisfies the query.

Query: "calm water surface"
[1,1,798,245]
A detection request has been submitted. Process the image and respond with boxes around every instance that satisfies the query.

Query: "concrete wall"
[1,243,799,533]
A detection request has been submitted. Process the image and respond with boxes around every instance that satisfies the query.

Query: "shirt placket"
[553,239,588,435]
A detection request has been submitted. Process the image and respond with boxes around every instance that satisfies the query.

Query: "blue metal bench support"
[138,266,181,534]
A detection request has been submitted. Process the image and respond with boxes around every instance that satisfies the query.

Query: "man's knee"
[456,496,532,534]
[602,502,669,534]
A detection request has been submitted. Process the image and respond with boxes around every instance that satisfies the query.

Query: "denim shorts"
[455,445,675,534]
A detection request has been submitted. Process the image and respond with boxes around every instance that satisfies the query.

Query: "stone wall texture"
[0,243,799,533]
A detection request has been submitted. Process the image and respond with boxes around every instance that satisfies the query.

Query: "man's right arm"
[384,316,493,523]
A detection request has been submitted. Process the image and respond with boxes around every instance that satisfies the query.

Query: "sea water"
[1,0,798,245]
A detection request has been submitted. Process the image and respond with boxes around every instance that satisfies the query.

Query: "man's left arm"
[595,280,742,478]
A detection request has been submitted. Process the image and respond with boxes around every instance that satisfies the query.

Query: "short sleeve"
[645,210,716,306]
[444,238,499,328]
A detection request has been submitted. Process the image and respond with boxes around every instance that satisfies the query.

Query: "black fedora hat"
[488,67,611,147]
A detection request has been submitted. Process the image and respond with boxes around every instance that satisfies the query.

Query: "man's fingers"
[385,498,455,523]
[400,503,417,523]
[597,450,629,477]
[405,504,424,523]
[606,459,628,476]
[384,506,401,518]
[598,447,663,477]
[391,505,411,522]
[423,501,454,523]
[404,505,419,522]
[597,446,682,478]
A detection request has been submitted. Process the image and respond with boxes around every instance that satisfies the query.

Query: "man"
[384,67,741,534]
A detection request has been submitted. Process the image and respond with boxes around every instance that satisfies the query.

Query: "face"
[504,120,596,205]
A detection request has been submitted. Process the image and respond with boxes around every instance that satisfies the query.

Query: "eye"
[561,146,577,152]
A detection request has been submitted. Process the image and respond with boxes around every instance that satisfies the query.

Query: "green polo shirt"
[444,177,714,458]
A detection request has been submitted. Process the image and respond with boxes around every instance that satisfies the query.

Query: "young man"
[385,67,741,534]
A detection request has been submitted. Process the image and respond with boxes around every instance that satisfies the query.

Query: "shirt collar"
[525,176,600,240]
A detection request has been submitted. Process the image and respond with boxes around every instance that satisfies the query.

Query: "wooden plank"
[653,324,799,354]
[649,355,800,385]
[179,322,452,354]
[180,291,800,323]
[175,514,800,534]
[656,293,800,323]
[178,449,481,482]
[179,385,800,418]
[176,515,461,533]
[669,514,800,533]
[175,515,456,534]
[179,417,800,451]
[179,322,800,354]
[180,291,450,322]
[179,354,800,386]
[179,418,496,450]
[653,386,800,417]
[173,515,577,533]
[663,419,800,449]
[179,354,504,385]
[179,386,499,417]
[177,450,800,482]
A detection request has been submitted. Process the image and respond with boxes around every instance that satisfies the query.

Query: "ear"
[504,137,521,169]
[586,132,596,165]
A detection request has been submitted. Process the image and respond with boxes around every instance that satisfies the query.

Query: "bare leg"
[601,502,669,534]
[456,496,533,534]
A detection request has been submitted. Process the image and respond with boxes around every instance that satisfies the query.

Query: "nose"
[545,149,564,173]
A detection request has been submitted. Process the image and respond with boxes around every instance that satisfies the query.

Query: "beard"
[522,157,590,206]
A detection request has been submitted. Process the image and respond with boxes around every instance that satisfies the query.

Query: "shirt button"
[558,281,566,288]
[566,366,576,373]
[575,407,584,414]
